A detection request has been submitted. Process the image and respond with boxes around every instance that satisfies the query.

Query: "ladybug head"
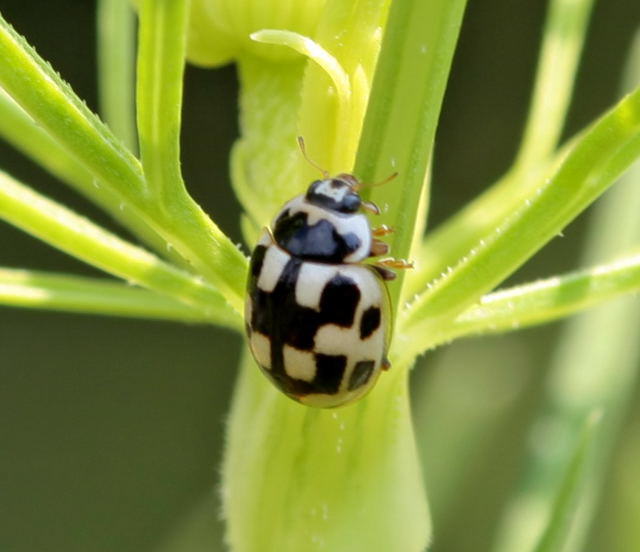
[305,176,362,214]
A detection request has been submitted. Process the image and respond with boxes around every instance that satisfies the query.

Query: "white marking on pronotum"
[313,180,349,202]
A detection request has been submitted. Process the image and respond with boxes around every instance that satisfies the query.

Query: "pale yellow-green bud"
[187,0,327,66]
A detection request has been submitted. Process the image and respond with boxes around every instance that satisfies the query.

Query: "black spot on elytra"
[313,354,347,394]
[286,308,320,351]
[348,360,375,391]
[360,306,381,339]
[319,274,360,327]
[250,245,267,280]
[245,245,267,340]
[248,251,363,397]
[273,211,361,263]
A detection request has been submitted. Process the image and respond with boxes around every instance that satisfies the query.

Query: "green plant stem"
[224,349,429,552]
[0,11,248,312]
[224,3,446,551]
[0,170,238,323]
[0,267,242,327]
[0,90,172,256]
[406,0,595,298]
[532,412,602,552]
[514,0,595,171]
[492,202,640,552]
[355,0,468,311]
[492,35,640,552]
[97,0,138,152]
[0,89,93,191]
[137,0,187,201]
[135,0,248,311]
[0,15,179,261]
[430,250,640,345]
[404,155,553,299]
[400,87,640,363]
[0,11,146,199]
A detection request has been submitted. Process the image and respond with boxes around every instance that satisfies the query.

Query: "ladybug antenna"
[353,171,398,191]
[297,136,329,179]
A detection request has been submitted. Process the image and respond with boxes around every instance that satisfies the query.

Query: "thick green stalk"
[224,350,428,552]
[222,1,464,550]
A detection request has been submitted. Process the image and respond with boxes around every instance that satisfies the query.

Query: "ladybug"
[244,139,411,408]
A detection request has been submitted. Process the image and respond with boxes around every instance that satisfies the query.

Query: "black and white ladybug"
[244,139,411,408]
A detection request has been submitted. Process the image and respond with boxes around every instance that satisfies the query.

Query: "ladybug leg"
[370,226,394,257]
[372,224,394,237]
[361,200,381,215]
[375,257,414,270]
[371,265,396,281]
[371,258,413,280]
[370,239,390,257]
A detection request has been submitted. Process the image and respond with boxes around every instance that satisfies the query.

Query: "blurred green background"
[1,1,639,551]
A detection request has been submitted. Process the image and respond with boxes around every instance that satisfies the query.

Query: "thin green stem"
[135,0,248,311]
[428,250,640,346]
[1,10,248,312]
[400,87,640,363]
[492,34,640,552]
[515,0,595,171]
[406,0,595,298]
[137,0,186,200]
[0,90,169,255]
[0,170,239,323]
[0,11,146,199]
[0,89,93,192]
[97,0,138,152]
[532,412,602,552]
[0,11,189,264]
[355,0,468,312]
[0,267,242,328]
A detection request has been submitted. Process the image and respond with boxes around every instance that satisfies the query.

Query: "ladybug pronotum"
[244,140,411,408]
